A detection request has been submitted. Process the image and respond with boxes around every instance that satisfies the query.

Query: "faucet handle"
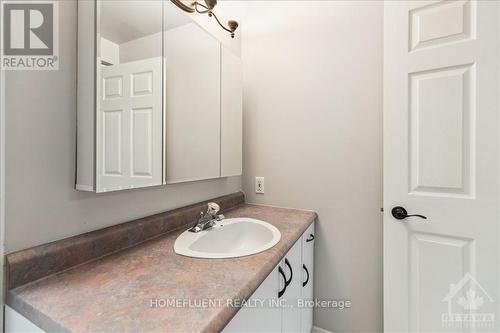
[207,202,220,215]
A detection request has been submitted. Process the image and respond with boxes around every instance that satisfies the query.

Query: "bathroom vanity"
[5,193,316,333]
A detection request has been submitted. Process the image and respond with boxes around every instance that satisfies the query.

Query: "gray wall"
[236,2,384,332]
[4,0,241,253]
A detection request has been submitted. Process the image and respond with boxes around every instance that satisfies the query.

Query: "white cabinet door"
[223,266,282,333]
[97,57,163,192]
[165,23,221,183]
[281,240,302,333]
[225,226,315,333]
[301,223,315,333]
[220,46,242,177]
[5,306,45,333]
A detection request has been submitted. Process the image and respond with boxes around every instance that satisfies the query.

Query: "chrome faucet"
[189,202,225,233]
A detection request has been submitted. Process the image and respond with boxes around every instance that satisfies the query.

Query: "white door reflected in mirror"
[97,0,163,192]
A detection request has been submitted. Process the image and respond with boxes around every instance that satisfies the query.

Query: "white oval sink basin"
[174,218,281,258]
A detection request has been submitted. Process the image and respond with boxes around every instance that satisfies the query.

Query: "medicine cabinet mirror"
[76,0,242,193]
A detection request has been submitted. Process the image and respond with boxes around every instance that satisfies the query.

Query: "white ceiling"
[100,0,191,45]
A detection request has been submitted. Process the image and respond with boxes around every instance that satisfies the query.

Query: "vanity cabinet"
[224,223,315,333]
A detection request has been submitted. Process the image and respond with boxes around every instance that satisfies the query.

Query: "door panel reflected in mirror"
[97,0,163,192]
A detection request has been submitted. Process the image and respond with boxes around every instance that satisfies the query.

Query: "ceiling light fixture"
[170,0,239,38]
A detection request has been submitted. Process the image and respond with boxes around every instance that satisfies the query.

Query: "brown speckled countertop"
[7,204,317,333]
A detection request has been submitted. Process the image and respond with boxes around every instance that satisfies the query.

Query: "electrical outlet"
[255,177,265,194]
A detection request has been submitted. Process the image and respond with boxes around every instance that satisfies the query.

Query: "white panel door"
[97,57,162,192]
[384,1,499,332]
[221,46,243,177]
[282,240,302,333]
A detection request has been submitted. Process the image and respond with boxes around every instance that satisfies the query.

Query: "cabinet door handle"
[302,264,310,287]
[306,234,315,242]
[278,266,287,298]
[284,258,293,287]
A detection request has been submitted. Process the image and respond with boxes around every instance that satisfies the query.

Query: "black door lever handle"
[391,206,427,220]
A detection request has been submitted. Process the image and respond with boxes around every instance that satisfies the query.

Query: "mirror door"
[164,0,221,183]
[96,0,163,192]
